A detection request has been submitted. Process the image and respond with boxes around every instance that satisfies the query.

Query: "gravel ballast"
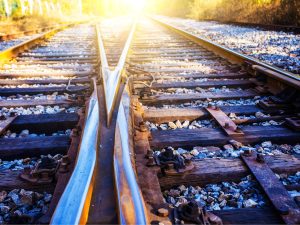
[156,16,300,75]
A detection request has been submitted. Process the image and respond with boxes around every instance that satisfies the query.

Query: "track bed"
[128,18,300,225]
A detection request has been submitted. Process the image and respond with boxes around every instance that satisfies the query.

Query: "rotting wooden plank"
[17,56,97,61]
[10,113,79,133]
[136,62,226,68]
[20,53,97,58]
[150,126,300,148]
[159,154,300,190]
[214,208,283,225]
[0,77,90,85]
[0,136,70,160]
[12,113,78,125]
[141,90,258,105]
[0,85,88,96]
[137,79,254,90]
[144,105,263,123]
[131,72,248,81]
[0,70,93,78]
[132,43,198,48]
[14,59,98,64]
[132,67,229,74]
[241,152,300,224]
[0,116,17,135]
[131,48,209,54]
[241,126,300,144]
[144,107,208,123]
[206,106,244,136]
[130,55,219,62]
[0,170,55,193]
[38,111,84,224]
[0,99,78,108]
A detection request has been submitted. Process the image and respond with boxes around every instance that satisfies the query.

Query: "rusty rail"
[51,79,99,225]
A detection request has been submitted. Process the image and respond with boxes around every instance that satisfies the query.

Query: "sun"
[97,0,148,16]
[124,0,147,14]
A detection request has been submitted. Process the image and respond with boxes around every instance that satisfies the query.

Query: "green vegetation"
[0,0,87,19]
[0,0,87,34]
[149,0,300,26]
[188,0,300,26]
[0,15,60,34]
[1,0,299,26]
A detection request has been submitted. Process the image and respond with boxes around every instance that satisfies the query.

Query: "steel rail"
[97,18,148,224]
[51,19,147,225]
[114,94,149,225]
[96,21,136,126]
[48,23,100,225]
[0,21,101,225]
[50,78,99,225]
[151,17,300,89]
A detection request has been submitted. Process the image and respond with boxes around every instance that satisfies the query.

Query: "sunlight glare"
[124,0,147,14]
[98,0,148,16]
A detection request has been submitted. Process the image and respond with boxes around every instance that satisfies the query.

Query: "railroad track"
[1,16,300,225]
[0,25,61,41]
[0,22,97,224]
[128,18,300,225]
[0,25,64,52]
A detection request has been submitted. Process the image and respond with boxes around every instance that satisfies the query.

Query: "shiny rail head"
[95,20,137,127]
[50,83,99,225]
[114,100,148,225]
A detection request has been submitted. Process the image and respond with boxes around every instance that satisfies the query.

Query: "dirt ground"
[0,16,61,35]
